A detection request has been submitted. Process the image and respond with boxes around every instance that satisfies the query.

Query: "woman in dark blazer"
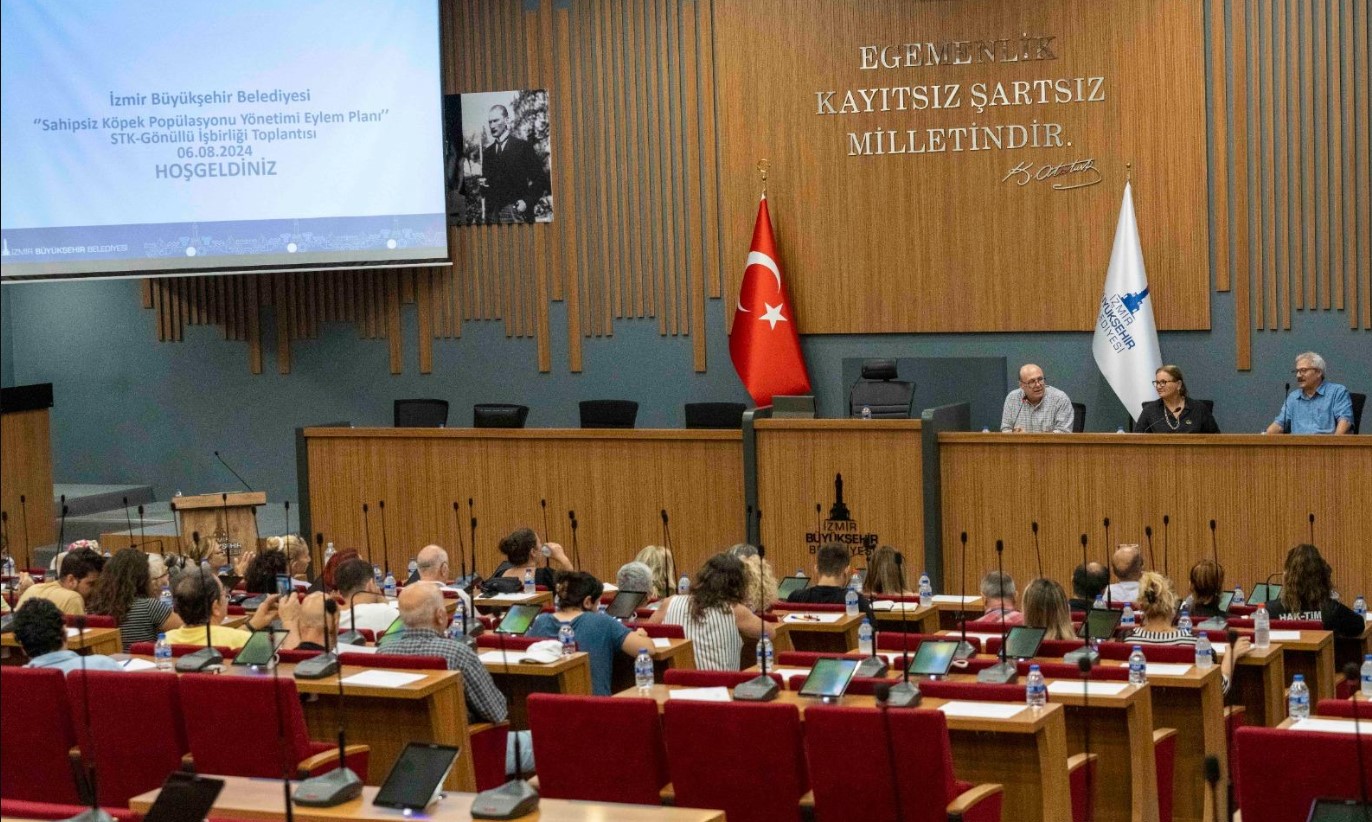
[1136,364,1220,433]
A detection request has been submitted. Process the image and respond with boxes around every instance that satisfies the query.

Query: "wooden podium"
[171,492,266,558]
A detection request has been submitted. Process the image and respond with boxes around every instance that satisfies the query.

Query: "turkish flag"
[728,196,812,406]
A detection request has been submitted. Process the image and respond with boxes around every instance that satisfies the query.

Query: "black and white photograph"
[448,89,553,226]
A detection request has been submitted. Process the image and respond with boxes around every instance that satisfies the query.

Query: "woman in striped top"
[85,548,181,651]
[1128,571,1249,693]
[648,552,772,671]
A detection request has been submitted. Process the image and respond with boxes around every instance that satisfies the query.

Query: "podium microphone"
[213,450,255,492]
[954,531,974,661]
[294,601,361,805]
[977,539,1017,684]
[884,553,921,708]
[1031,520,1043,579]
[68,615,116,822]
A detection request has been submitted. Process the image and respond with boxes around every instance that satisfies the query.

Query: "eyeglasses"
[1152,379,1177,387]
[1020,377,1046,385]
[1292,367,1320,375]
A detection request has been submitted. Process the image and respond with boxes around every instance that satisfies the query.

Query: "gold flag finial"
[1126,162,1132,183]
[757,159,770,195]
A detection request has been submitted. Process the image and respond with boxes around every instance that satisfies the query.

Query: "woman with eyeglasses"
[1134,364,1219,434]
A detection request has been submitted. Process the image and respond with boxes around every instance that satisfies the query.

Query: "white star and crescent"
[759,301,788,329]
[736,250,783,314]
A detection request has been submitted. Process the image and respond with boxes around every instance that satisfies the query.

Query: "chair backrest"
[1018,660,1131,681]
[663,700,807,822]
[527,694,668,804]
[1234,726,1372,822]
[1095,642,1197,663]
[1351,392,1366,434]
[578,399,639,428]
[365,653,449,670]
[473,403,529,429]
[1067,401,1085,432]
[849,361,915,419]
[128,641,239,659]
[177,673,312,778]
[918,680,1027,703]
[1227,617,1323,630]
[804,705,960,822]
[67,671,186,807]
[662,669,781,688]
[625,622,685,639]
[0,667,84,804]
[475,634,540,650]
[0,799,141,822]
[683,402,747,429]
[876,632,983,655]
[394,398,449,428]
[62,614,117,629]
[771,601,847,612]
[1314,699,1370,719]
[983,635,1086,657]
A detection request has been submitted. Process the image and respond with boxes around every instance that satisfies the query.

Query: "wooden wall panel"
[754,420,924,578]
[0,408,56,561]
[938,434,1372,599]
[304,428,745,585]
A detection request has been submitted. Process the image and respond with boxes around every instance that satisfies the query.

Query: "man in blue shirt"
[1265,352,1354,435]
[528,571,654,696]
[15,599,124,675]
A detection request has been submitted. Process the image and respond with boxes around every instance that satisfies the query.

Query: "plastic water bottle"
[634,649,655,691]
[849,572,862,591]
[323,542,336,565]
[844,588,860,615]
[756,634,774,672]
[1254,604,1271,649]
[598,602,609,616]
[861,405,872,420]
[2,555,14,577]
[407,558,419,579]
[446,617,464,641]
[1120,604,1136,630]
[1026,665,1047,709]
[1195,634,1214,669]
[1361,655,1372,698]
[1177,604,1192,635]
[1232,585,1246,607]
[918,572,933,601]
[383,571,397,598]
[1128,645,1147,685]
[1331,590,1341,602]
[858,618,874,655]
[373,565,383,585]
[795,568,806,578]
[677,575,690,596]
[1094,593,1106,610]
[558,623,576,655]
[154,633,173,671]
[159,581,172,606]
[1288,674,1310,719]
[523,567,535,595]
[1353,595,1367,618]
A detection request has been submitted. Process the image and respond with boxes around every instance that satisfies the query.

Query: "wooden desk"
[1,626,122,659]
[925,596,985,630]
[480,651,592,728]
[129,774,726,822]
[617,684,1072,822]
[472,592,551,611]
[1334,621,1371,675]
[611,637,695,693]
[1130,664,1228,822]
[1271,630,1337,701]
[869,602,942,634]
[769,610,863,652]
[1225,643,1287,727]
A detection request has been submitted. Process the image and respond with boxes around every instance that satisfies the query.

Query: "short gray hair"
[727,543,759,560]
[1296,351,1327,373]
[980,570,1016,600]
[616,561,654,594]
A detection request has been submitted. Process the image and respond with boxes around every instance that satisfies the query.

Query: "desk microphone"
[874,681,907,822]
[17,494,31,572]
[1161,514,1170,578]
[213,450,255,492]
[361,503,374,574]
[1102,517,1112,606]
[57,499,69,563]
[567,510,581,571]
[953,531,974,661]
[68,616,116,822]
[121,496,134,547]
[137,504,147,552]
[176,569,224,672]
[377,500,391,579]
[266,626,296,822]
[884,553,921,707]
[1079,533,1089,580]
[468,498,478,580]
[754,507,764,558]
[312,533,324,590]
[294,601,361,805]
[539,500,552,565]
[1209,519,1219,565]
[1144,526,1155,571]
[734,522,780,703]
[1307,513,1316,545]
[661,510,678,597]
[1031,520,1043,579]
[470,622,540,818]
[335,589,370,647]
[977,539,1017,684]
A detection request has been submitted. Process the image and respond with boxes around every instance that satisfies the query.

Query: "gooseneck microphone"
[176,569,224,672]
[293,600,361,805]
[977,539,1017,684]
[661,509,678,596]
[567,510,581,571]
[1102,517,1112,607]
[1209,519,1219,565]
[313,532,324,588]
[953,531,974,661]
[468,498,478,580]
[1079,533,1089,579]
[754,508,764,557]
[1078,654,1096,822]
[540,500,551,566]
[266,625,296,822]
[377,500,391,578]
[120,496,134,546]
[336,589,369,647]
[884,553,921,708]
[733,522,779,703]
[18,495,31,571]
[1031,520,1043,579]
[214,450,255,492]
[57,499,69,565]
[873,681,907,822]
[1307,513,1316,544]
[470,617,540,818]
[361,503,374,571]
[219,493,232,563]
[452,502,470,589]
[137,504,147,552]
[1144,526,1155,571]
[1162,514,1171,578]
[69,615,116,822]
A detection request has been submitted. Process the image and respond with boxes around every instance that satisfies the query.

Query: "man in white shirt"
[335,558,401,634]
[1107,545,1144,604]
[415,544,474,617]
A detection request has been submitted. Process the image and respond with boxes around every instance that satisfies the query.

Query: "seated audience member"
[165,569,283,649]
[15,599,124,674]
[1070,562,1110,611]
[85,548,183,651]
[1022,578,1076,640]
[292,592,336,652]
[1000,363,1074,433]
[786,543,873,615]
[1129,571,1250,693]
[17,547,105,616]
[385,583,531,774]
[1135,365,1220,433]
[1107,545,1145,604]
[200,539,253,578]
[980,571,1025,626]
[647,553,771,671]
[728,543,778,611]
[862,545,916,597]
[2,571,36,613]
[1187,560,1228,620]
[529,571,654,695]
[264,535,312,583]
[1267,544,1364,637]
[492,528,572,590]
[634,544,675,599]
[615,561,655,597]
[322,547,361,591]
[243,547,291,595]
[1264,351,1354,435]
[46,539,100,576]
[414,544,473,615]
[334,557,400,634]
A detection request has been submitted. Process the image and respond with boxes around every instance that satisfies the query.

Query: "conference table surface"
[129,774,726,822]
[1,626,122,659]
[616,683,1073,822]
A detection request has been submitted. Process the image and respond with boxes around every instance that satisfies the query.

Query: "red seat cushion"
[1234,726,1372,821]
[0,667,83,804]
[527,694,668,804]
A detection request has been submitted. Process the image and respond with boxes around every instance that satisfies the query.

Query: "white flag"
[1092,182,1162,422]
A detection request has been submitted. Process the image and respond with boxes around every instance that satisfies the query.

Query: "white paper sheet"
[651,637,673,648]
[339,670,426,688]
[1289,718,1369,736]
[119,658,159,671]
[1047,680,1130,697]
[872,601,921,612]
[337,644,379,656]
[668,686,732,702]
[483,592,538,602]
[478,650,518,665]
[782,612,844,624]
[938,701,1026,719]
[1116,662,1194,676]
[930,595,980,604]
[1268,630,1303,641]
[65,627,80,638]
[769,668,811,684]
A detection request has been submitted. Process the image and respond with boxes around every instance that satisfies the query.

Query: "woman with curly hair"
[243,548,290,595]
[727,543,778,611]
[1267,544,1363,637]
[1128,571,1250,694]
[85,548,182,650]
[647,552,772,670]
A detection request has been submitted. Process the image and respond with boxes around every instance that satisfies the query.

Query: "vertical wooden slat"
[664,0,685,338]
[627,0,649,318]
[151,280,165,342]
[658,0,681,337]
[570,2,593,336]
[1329,0,1347,311]
[1257,0,1272,330]
[247,276,262,374]
[607,0,631,319]
[275,275,292,374]
[594,0,614,336]
[647,0,667,332]
[449,231,463,337]
[1356,0,1371,328]
[555,6,581,370]
[1314,0,1331,309]
[682,0,707,371]
[140,278,153,309]
[386,274,402,374]
[1234,0,1255,361]
[537,4,564,305]
[1300,0,1316,310]
[174,278,187,341]
[697,0,724,301]
[1208,0,1232,293]
[417,269,434,374]
[1272,0,1290,328]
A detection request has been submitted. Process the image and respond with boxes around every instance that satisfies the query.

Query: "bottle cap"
[1293,674,1304,681]
[1029,663,1039,671]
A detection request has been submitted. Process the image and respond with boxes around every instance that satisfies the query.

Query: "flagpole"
[757,158,769,198]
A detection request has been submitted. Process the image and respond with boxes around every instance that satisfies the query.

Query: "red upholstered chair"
[625,622,685,639]
[0,799,140,822]
[358,653,447,670]
[662,669,782,689]
[1234,726,1372,822]
[663,700,808,822]
[1315,699,1370,719]
[476,634,539,650]
[1228,604,1257,616]
[776,651,858,667]
[1227,617,1323,631]
[770,602,846,612]
[1153,728,1177,822]
[527,694,669,805]
[128,641,239,659]
[803,705,1002,822]
[983,635,1089,657]
[66,670,187,807]
[918,680,1026,703]
[1095,642,1196,663]
[1016,661,1131,681]
[0,667,85,804]
[466,721,510,792]
[177,673,369,779]
[877,632,982,655]
[63,614,117,629]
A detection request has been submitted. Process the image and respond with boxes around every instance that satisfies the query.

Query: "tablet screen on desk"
[143,773,224,822]
[497,604,542,635]
[605,590,647,619]
[230,629,283,667]
[777,576,811,598]
[799,657,859,699]
[907,641,958,677]
[372,742,460,811]
[1003,626,1046,660]
[378,614,406,644]
[1218,591,1235,612]
[1079,608,1124,641]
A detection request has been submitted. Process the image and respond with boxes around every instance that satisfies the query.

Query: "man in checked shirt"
[386,583,534,775]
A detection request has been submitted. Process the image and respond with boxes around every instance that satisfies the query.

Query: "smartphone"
[275,574,292,596]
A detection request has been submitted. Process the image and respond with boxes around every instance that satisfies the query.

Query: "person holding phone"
[243,549,290,595]
[527,571,654,696]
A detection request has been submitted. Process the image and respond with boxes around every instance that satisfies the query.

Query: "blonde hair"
[265,535,309,562]
[1137,571,1177,622]
[739,554,778,610]
[634,545,674,599]
[1022,578,1076,640]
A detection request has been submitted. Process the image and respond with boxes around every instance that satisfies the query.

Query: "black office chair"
[847,360,915,419]
[1351,392,1366,434]
[394,399,449,428]
[579,400,639,429]
[1071,402,1087,433]
[473,404,529,429]
[684,402,747,429]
